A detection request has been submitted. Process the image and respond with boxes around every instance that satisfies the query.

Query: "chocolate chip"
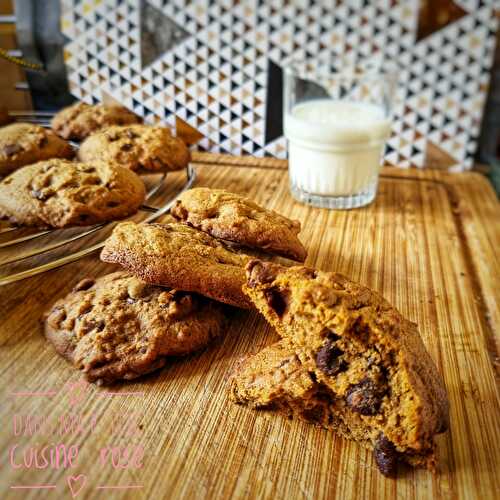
[50,306,67,325]
[264,287,288,318]
[302,406,324,424]
[83,175,102,186]
[436,418,448,434]
[106,201,120,208]
[346,378,384,415]
[120,142,133,151]
[374,434,399,477]
[246,260,278,288]
[38,136,48,148]
[315,387,332,402]
[172,201,188,220]
[326,331,341,342]
[73,278,95,292]
[3,144,22,156]
[316,340,347,376]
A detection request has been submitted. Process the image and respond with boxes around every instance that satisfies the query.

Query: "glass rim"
[283,60,398,82]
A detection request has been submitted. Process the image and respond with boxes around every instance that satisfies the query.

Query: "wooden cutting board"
[1,153,499,500]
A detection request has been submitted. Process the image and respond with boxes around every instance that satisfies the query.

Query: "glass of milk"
[284,63,395,209]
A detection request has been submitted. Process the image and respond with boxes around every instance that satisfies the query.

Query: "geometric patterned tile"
[60,0,499,171]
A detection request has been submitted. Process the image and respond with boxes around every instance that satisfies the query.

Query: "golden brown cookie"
[51,102,141,141]
[0,123,74,176]
[44,272,225,384]
[77,124,190,172]
[0,159,145,228]
[100,221,253,308]
[171,188,307,261]
[231,260,449,476]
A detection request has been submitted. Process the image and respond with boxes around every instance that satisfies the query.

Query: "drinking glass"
[283,63,396,209]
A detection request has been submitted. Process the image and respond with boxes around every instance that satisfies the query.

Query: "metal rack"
[0,113,196,286]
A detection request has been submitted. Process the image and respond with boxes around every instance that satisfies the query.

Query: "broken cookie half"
[230,260,449,477]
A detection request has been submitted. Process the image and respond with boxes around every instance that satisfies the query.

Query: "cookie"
[231,260,449,476]
[231,339,415,478]
[77,124,190,172]
[51,102,141,141]
[0,159,145,228]
[171,188,307,261]
[44,272,225,384]
[100,221,253,308]
[0,123,74,176]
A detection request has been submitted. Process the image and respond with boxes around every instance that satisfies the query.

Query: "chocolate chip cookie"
[51,102,141,141]
[44,272,225,384]
[171,188,307,261]
[231,260,449,476]
[100,221,253,308]
[77,124,190,172]
[231,340,405,476]
[0,159,145,228]
[0,123,74,176]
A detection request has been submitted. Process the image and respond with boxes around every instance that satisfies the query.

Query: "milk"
[284,100,391,198]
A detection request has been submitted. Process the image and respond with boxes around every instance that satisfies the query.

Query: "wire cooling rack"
[0,112,196,286]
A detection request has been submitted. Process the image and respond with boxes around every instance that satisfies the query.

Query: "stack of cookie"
[100,187,308,308]
[44,187,308,382]
[22,103,448,478]
[51,102,190,173]
[43,186,449,477]
[0,102,190,228]
[40,181,450,479]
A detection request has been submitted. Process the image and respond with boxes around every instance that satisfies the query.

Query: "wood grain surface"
[1,154,499,500]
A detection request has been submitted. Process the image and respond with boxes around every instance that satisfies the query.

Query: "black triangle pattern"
[61,1,497,164]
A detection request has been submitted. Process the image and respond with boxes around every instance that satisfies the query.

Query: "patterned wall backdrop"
[60,0,498,171]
